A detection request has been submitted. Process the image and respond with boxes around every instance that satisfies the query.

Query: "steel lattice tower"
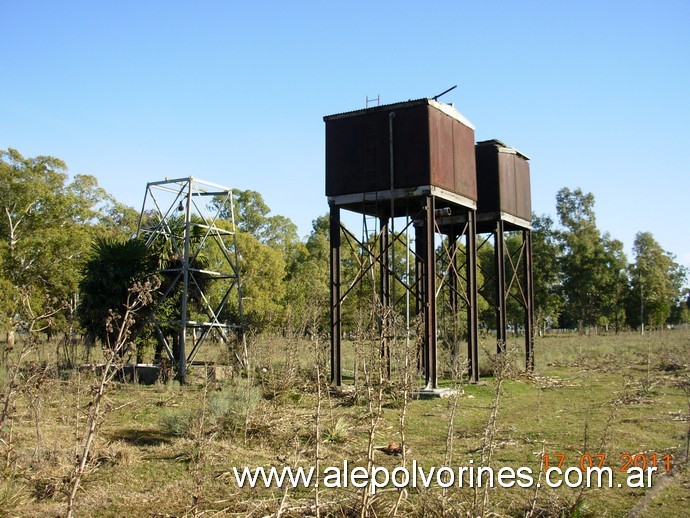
[136,177,244,378]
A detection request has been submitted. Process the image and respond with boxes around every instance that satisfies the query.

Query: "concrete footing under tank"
[411,387,462,399]
[329,385,462,400]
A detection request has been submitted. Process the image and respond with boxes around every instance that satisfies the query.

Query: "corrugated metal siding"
[514,157,531,220]
[498,152,517,216]
[428,107,456,192]
[454,122,477,200]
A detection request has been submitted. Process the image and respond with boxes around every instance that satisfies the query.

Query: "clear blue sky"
[2,1,689,270]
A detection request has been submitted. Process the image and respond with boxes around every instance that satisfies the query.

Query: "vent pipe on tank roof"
[432,85,457,101]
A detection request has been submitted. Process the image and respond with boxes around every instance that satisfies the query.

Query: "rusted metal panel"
[514,157,531,221]
[394,103,431,190]
[428,108,455,192]
[454,121,477,199]
[475,139,531,224]
[324,115,368,196]
[325,99,476,204]
[498,152,517,216]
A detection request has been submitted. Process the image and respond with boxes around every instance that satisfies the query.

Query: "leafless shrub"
[558,380,625,518]
[351,302,388,516]
[65,278,157,518]
[657,345,687,372]
[254,335,308,402]
[188,374,213,517]
[1,294,64,476]
[472,347,516,517]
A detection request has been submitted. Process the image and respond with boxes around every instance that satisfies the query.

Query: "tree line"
[532,187,688,333]
[1,148,687,357]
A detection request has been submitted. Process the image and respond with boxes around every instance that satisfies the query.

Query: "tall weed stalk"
[65,280,156,518]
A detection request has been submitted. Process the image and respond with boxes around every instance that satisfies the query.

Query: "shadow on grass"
[110,428,172,446]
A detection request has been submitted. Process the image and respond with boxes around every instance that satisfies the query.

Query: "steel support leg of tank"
[329,203,342,387]
[422,196,438,389]
[415,215,426,376]
[466,209,479,383]
[379,216,391,377]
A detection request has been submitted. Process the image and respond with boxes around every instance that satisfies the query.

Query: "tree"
[214,189,299,251]
[212,189,302,334]
[597,233,628,332]
[283,215,330,335]
[97,198,141,239]
[475,231,537,336]
[228,189,272,236]
[555,187,627,332]
[626,231,687,329]
[669,289,690,325]
[505,232,534,334]
[531,215,563,333]
[229,231,286,332]
[476,239,497,330]
[0,148,109,340]
[135,214,241,362]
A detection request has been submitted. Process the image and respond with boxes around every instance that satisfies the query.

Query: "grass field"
[1,330,688,517]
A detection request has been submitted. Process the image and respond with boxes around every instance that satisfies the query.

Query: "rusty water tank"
[324,99,477,205]
[475,139,531,225]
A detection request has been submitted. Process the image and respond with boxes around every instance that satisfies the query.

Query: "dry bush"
[66,279,158,518]
[209,379,263,439]
[159,378,269,446]
[526,493,593,518]
[29,474,69,502]
[252,335,313,402]
[0,477,30,516]
[479,344,521,380]
[93,440,137,468]
[159,408,197,438]
[657,345,688,373]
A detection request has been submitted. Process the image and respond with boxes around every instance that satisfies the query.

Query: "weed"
[94,440,136,467]
[322,417,350,444]
[159,409,197,438]
[0,478,29,516]
[209,379,262,441]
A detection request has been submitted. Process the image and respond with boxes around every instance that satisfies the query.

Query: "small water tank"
[475,139,531,224]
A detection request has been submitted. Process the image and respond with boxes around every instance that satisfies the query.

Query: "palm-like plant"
[78,237,155,348]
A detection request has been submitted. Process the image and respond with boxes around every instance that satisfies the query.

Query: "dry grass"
[0,329,688,516]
